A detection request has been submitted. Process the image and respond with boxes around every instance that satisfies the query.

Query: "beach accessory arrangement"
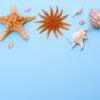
[0,5,99,49]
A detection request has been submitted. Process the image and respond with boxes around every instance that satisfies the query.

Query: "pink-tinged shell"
[78,20,85,25]
[8,43,14,49]
[89,9,100,27]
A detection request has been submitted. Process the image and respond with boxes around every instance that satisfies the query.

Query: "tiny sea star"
[0,5,35,40]
[36,7,70,38]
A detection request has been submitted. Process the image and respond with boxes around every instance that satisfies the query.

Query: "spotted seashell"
[89,9,100,27]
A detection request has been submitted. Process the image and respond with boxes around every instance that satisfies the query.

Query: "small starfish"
[67,28,88,49]
[0,5,35,40]
[36,7,70,38]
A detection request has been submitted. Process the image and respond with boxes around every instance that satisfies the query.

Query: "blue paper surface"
[0,0,100,100]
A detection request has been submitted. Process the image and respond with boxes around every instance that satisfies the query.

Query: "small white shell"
[74,8,83,14]
[73,8,83,17]
[24,6,31,12]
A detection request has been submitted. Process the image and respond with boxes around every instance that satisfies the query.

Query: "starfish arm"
[52,29,58,38]
[39,26,48,34]
[59,25,69,30]
[50,7,53,16]
[56,28,63,35]
[23,16,35,23]
[17,27,29,40]
[55,7,59,16]
[35,20,45,23]
[57,9,63,17]
[42,9,49,17]
[60,22,71,26]
[10,4,17,15]
[47,29,51,38]
[0,28,10,40]
[37,24,46,30]
[60,15,68,20]
[0,16,8,23]
[39,13,47,19]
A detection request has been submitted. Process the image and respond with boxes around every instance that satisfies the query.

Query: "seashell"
[24,6,31,12]
[89,9,100,27]
[67,28,88,49]
[8,43,14,49]
[73,8,83,17]
[78,20,85,25]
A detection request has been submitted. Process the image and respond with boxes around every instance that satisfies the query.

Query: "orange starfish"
[0,5,35,40]
[36,7,70,38]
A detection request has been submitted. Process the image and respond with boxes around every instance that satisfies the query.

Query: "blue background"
[0,0,100,100]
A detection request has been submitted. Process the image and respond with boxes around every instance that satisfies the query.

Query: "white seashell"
[24,6,31,12]
[75,8,83,13]
[68,28,88,49]
[73,8,83,17]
